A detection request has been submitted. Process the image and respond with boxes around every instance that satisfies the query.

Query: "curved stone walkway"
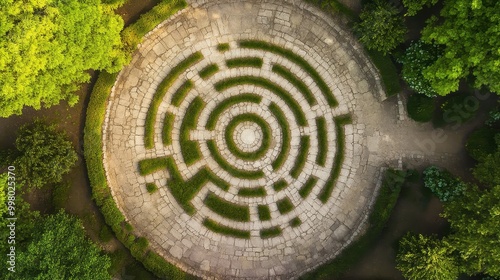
[102,0,404,279]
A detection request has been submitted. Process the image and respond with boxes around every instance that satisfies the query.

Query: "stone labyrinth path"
[103,0,387,278]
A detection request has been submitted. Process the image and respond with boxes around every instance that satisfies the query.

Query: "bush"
[146,183,158,194]
[354,0,407,54]
[407,93,435,122]
[434,93,480,127]
[466,128,499,161]
[399,40,442,97]
[423,166,467,202]
[99,226,114,242]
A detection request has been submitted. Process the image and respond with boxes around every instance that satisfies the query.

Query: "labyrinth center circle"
[102,0,387,279]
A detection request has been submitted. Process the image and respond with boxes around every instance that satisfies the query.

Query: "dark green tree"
[14,211,111,279]
[402,0,439,16]
[397,233,459,280]
[0,0,126,117]
[13,121,77,189]
[354,0,407,54]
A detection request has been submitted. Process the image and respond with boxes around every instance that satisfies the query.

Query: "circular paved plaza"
[103,0,387,278]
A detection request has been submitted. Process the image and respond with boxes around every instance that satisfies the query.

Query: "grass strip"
[238,187,267,197]
[206,93,261,130]
[203,218,250,239]
[239,40,338,107]
[290,136,310,179]
[269,102,291,170]
[365,48,401,97]
[217,43,230,52]
[300,169,406,280]
[199,64,219,79]
[299,176,318,198]
[276,197,294,214]
[206,140,265,179]
[170,80,194,107]
[318,115,352,203]
[138,157,169,175]
[161,112,175,146]
[258,205,271,221]
[315,117,328,166]
[144,52,203,149]
[224,113,271,160]
[204,192,250,222]
[272,64,316,106]
[260,226,282,239]
[226,57,263,68]
[272,179,288,192]
[179,96,204,165]
[289,217,302,227]
[214,76,308,126]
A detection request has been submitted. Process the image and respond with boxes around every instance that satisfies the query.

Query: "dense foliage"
[423,166,467,202]
[406,93,435,122]
[466,128,499,161]
[399,40,442,97]
[0,0,126,117]
[420,0,500,96]
[354,0,407,54]
[14,211,111,279]
[402,0,439,16]
[13,121,77,189]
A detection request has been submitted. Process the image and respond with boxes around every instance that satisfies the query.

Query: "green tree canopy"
[420,0,500,96]
[14,211,111,279]
[354,0,407,54]
[0,0,126,117]
[13,121,77,189]
[402,0,439,16]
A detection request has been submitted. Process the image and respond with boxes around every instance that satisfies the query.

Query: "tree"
[354,0,407,54]
[420,0,500,96]
[397,233,460,280]
[399,40,442,97]
[423,166,467,202]
[443,185,500,277]
[0,0,126,117]
[402,0,439,16]
[13,121,77,189]
[13,211,111,279]
[473,149,500,188]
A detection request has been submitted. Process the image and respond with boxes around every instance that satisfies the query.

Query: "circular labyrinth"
[103,0,385,279]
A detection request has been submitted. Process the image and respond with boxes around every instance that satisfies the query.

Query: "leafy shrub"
[407,93,435,122]
[466,128,499,161]
[354,0,407,54]
[434,93,479,127]
[423,166,467,202]
[398,40,442,97]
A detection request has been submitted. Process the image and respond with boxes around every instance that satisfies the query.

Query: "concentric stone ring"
[103,0,386,278]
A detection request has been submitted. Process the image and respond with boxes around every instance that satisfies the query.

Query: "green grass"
[269,102,291,170]
[204,192,250,222]
[170,80,194,107]
[318,115,352,203]
[217,43,230,52]
[289,217,302,228]
[272,179,288,192]
[272,64,316,106]
[198,64,219,79]
[205,93,262,130]
[301,169,406,280]
[224,113,271,160]
[179,96,204,165]
[146,183,158,194]
[260,226,282,239]
[144,52,203,149]
[238,187,267,197]
[315,117,328,166]
[239,39,338,107]
[161,112,174,145]
[203,218,250,239]
[214,76,308,126]
[84,1,194,279]
[138,157,169,175]
[365,48,401,97]
[276,197,294,214]
[407,93,435,123]
[299,176,318,198]
[302,0,358,21]
[206,140,265,179]
[226,57,263,68]
[258,205,271,221]
[290,136,310,178]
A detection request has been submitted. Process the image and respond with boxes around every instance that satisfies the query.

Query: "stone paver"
[103,0,395,279]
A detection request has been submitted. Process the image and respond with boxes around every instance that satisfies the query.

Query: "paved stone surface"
[102,0,398,279]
